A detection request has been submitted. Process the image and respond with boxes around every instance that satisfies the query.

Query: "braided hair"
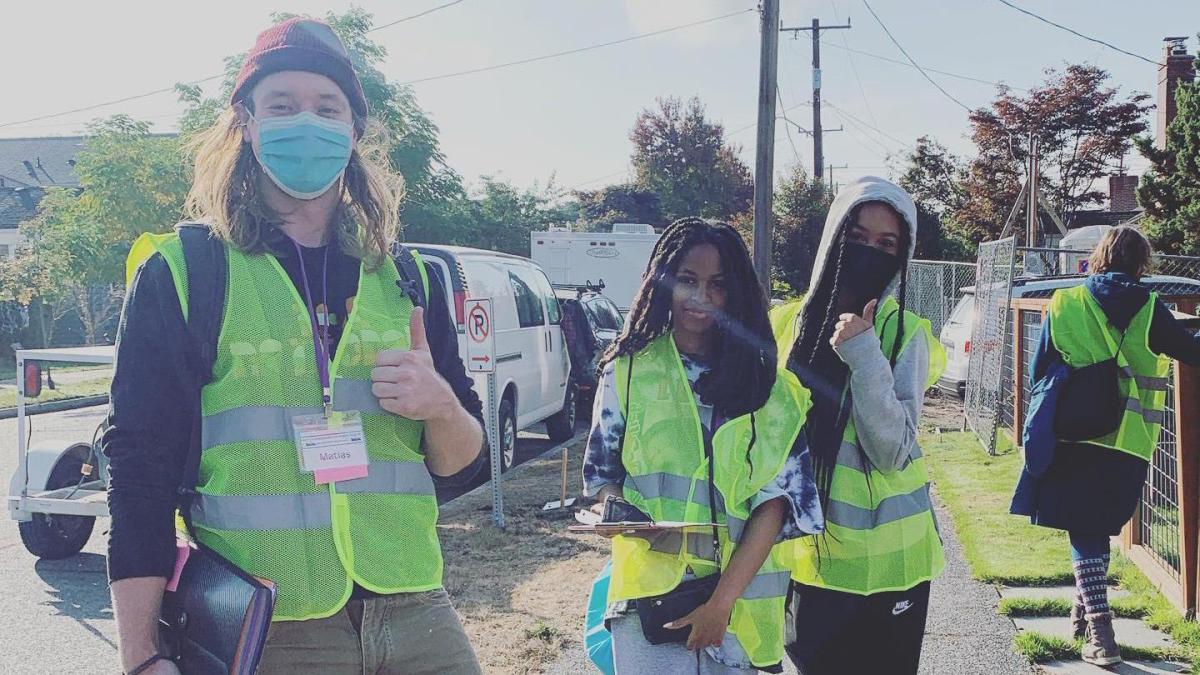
[599,217,777,419]
[790,202,912,516]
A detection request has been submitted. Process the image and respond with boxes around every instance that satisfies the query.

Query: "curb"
[0,394,109,420]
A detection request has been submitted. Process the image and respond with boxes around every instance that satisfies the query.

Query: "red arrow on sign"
[471,356,491,363]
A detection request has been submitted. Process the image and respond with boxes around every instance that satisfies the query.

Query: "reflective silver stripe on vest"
[192,461,434,531]
[333,378,386,415]
[203,405,323,450]
[1118,366,1170,392]
[627,472,717,508]
[741,570,790,600]
[1125,397,1166,425]
[836,441,923,474]
[825,483,932,531]
[202,380,390,450]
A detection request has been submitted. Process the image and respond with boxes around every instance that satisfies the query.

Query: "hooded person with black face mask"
[769,176,947,675]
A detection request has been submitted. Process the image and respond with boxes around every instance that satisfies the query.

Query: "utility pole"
[752,0,780,291]
[781,18,851,181]
[827,163,849,192]
[1026,135,1040,247]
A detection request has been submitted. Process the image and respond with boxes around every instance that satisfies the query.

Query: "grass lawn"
[923,431,1073,585]
[0,377,111,410]
[924,430,1200,668]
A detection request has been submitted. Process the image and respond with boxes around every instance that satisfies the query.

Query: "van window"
[585,297,623,331]
[947,295,973,325]
[462,259,517,331]
[507,266,545,328]
[526,267,562,325]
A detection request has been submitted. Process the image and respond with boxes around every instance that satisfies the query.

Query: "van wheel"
[545,380,579,444]
[18,444,96,560]
[498,398,517,472]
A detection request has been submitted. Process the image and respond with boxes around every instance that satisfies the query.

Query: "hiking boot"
[1082,612,1122,667]
[1070,599,1087,639]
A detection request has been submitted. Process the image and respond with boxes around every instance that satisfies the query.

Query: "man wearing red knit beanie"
[107,16,486,675]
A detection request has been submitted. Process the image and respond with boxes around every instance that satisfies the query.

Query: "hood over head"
[798,175,919,320]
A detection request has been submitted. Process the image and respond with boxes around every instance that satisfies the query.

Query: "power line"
[827,0,878,127]
[990,0,1162,67]
[400,8,755,85]
[819,39,1026,91]
[824,99,912,150]
[368,0,465,32]
[859,0,975,113]
[776,87,804,167]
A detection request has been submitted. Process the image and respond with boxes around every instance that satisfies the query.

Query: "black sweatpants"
[785,581,931,675]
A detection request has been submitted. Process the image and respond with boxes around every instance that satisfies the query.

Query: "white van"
[938,274,1200,398]
[410,245,577,470]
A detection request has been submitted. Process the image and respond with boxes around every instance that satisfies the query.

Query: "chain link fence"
[905,261,977,337]
[964,238,1017,455]
[1016,248,1200,280]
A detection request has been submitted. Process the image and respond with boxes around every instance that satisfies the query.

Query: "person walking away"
[771,176,946,675]
[106,18,486,675]
[1011,226,1200,666]
[583,217,825,674]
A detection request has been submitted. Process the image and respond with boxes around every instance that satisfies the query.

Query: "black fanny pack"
[1054,325,1128,443]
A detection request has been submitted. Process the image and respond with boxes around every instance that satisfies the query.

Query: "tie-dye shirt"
[582,352,824,540]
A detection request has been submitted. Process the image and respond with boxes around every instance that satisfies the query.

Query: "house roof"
[1066,209,1143,229]
[0,186,46,229]
[0,136,85,189]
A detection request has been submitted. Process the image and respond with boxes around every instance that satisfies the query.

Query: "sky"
[1,0,1196,196]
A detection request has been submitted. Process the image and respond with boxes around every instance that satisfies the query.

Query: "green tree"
[771,165,833,292]
[573,183,663,231]
[960,65,1151,242]
[1137,59,1200,255]
[449,178,577,256]
[630,96,752,222]
[1,117,190,344]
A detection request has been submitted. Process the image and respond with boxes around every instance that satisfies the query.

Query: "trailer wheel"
[18,443,96,560]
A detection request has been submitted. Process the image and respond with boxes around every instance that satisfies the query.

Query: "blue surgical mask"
[250,111,354,200]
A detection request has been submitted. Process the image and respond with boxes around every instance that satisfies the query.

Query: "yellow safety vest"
[1048,285,1170,462]
[771,296,947,594]
[608,334,811,667]
[127,233,439,621]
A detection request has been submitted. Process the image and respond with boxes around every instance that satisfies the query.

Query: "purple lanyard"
[291,239,333,417]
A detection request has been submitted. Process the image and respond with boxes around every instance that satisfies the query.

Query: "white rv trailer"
[530,224,660,313]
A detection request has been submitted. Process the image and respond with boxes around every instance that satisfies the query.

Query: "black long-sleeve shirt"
[104,241,485,583]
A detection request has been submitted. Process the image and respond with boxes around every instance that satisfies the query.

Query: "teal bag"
[585,560,615,675]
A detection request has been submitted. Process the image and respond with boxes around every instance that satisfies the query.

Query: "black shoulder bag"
[634,426,723,645]
[1053,323,1129,443]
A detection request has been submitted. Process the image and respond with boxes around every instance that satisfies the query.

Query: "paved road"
[0,404,571,674]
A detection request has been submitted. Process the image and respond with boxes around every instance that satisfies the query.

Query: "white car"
[938,274,1200,399]
[410,245,577,470]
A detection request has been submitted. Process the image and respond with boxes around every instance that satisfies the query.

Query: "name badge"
[292,411,369,484]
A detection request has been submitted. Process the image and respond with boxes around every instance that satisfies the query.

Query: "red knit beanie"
[230,18,369,118]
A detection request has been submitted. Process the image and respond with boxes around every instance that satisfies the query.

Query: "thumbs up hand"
[372,306,453,420]
[830,299,878,348]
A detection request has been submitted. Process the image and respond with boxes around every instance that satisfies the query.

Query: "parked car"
[409,245,578,470]
[938,274,1200,399]
[553,283,624,410]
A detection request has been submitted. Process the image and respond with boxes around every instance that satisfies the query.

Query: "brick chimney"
[1157,37,1197,149]
[1109,175,1139,211]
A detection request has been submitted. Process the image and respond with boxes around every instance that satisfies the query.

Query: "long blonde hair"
[184,107,403,268]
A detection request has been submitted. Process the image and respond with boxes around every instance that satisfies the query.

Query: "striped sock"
[1073,554,1110,616]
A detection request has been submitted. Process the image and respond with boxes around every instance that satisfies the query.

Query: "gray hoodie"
[800,176,929,472]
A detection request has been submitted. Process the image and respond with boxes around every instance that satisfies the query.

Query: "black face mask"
[839,242,901,306]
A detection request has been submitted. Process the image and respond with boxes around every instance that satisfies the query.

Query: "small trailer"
[7,345,114,559]
[530,224,660,313]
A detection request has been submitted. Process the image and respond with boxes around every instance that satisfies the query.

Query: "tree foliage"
[771,165,833,292]
[959,65,1151,241]
[1137,60,1200,255]
[573,183,663,232]
[630,96,752,222]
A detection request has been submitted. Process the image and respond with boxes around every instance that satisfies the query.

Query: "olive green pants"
[257,589,481,675]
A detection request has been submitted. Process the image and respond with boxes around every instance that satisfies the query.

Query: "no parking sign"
[464,298,495,373]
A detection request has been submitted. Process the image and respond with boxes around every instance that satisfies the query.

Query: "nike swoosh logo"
[892,601,913,616]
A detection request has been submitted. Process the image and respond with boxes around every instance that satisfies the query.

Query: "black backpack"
[1052,326,1127,443]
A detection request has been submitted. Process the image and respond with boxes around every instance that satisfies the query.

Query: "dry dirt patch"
[439,445,607,674]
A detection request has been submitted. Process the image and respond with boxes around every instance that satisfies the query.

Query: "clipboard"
[568,509,726,535]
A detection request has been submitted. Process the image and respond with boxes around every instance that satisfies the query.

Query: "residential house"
[0,135,85,259]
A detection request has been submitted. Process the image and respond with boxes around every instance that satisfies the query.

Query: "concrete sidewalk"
[543,493,1033,674]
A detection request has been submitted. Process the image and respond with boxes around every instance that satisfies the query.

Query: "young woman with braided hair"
[582,217,823,673]
[770,177,946,674]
